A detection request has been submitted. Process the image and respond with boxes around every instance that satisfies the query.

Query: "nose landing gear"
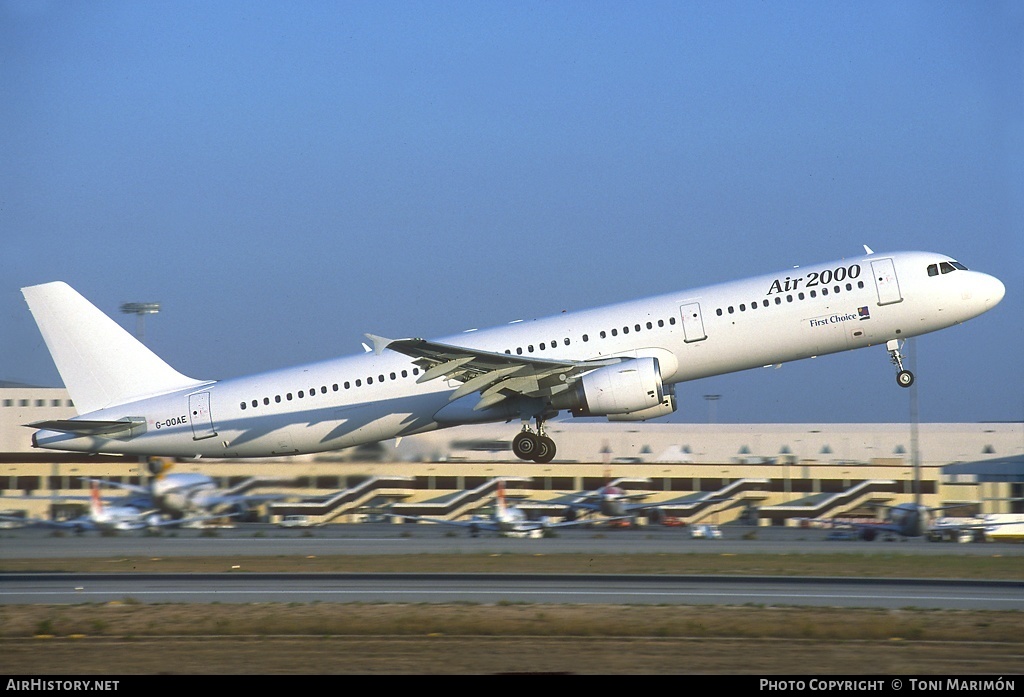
[887,339,914,388]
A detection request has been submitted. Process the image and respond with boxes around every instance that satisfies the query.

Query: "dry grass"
[1,602,1020,642]
[2,602,1021,675]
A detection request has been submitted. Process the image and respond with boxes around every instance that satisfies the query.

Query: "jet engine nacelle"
[607,386,676,422]
[160,493,190,514]
[554,357,668,418]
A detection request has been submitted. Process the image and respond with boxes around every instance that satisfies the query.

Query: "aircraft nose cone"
[987,274,1006,307]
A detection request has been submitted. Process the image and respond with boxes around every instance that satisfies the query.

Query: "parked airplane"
[0,482,226,532]
[387,480,599,537]
[20,248,1004,462]
[847,502,1023,542]
[545,474,657,521]
[81,458,290,520]
[968,514,1024,542]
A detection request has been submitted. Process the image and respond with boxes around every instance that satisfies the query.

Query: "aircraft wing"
[837,520,902,534]
[195,493,291,509]
[929,516,1024,533]
[365,334,622,410]
[0,489,147,507]
[79,477,152,496]
[541,516,633,529]
[387,513,501,531]
[544,493,652,514]
[157,511,241,528]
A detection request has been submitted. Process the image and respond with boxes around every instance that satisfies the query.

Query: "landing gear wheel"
[886,340,914,389]
[532,436,556,464]
[512,431,539,460]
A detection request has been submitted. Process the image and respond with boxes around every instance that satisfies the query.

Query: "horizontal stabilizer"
[26,419,145,438]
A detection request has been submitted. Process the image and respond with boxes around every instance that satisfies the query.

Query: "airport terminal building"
[2,383,1022,527]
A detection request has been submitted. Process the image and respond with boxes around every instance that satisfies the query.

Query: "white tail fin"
[147,457,175,479]
[89,482,104,518]
[21,282,205,414]
[496,480,507,517]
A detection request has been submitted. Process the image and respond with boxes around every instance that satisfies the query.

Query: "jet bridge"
[757,479,898,526]
[647,478,771,523]
[268,475,416,524]
[387,477,533,520]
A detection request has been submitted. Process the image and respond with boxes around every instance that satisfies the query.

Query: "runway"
[2,571,1022,610]
[2,522,1022,611]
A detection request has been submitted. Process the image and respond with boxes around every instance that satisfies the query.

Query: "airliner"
[844,501,1024,542]
[20,247,1004,463]
[546,474,656,520]
[0,482,227,532]
[81,458,289,519]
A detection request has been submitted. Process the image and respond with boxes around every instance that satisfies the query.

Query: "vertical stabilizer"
[148,457,175,479]
[89,482,104,519]
[496,480,507,518]
[21,282,206,414]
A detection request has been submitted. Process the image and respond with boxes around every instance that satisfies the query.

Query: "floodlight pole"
[120,302,161,342]
[704,394,721,424]
[119,301,161,478]
[908,338,920,507]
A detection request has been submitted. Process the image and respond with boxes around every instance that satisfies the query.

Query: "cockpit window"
[929,260,968,277]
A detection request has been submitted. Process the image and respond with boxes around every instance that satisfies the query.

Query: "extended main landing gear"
[512,420,557,464]
[886,339,914,388]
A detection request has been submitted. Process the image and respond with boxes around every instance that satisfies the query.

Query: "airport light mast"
[704,394,721,424]
[120,301,161,342]
[119,301,161,480]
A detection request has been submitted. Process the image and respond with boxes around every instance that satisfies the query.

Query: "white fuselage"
[31,250,1005,458]
[150,474,219,513]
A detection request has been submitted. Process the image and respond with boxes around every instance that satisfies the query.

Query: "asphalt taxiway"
[1,521,1022,558]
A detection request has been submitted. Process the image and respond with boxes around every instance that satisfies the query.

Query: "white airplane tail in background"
[495,480,508,518]
[21,282,205,414]
[88,482,104,519]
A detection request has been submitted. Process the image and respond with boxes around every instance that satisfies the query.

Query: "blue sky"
[2,1,1021,425]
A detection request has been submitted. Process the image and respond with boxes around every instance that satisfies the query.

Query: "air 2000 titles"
[767,263,861,295]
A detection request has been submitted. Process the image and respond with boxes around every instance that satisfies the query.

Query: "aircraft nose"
[982,273,1006,307]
